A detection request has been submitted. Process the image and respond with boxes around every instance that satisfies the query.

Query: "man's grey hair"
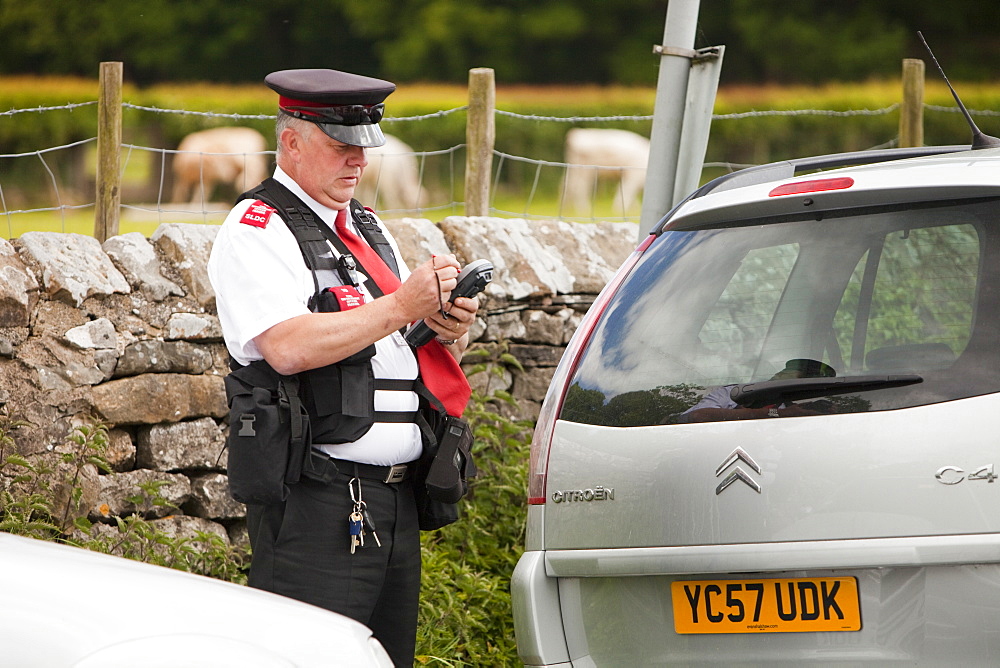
[275,112,313,158]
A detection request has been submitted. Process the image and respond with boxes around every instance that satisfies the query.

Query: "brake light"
[526,233,656,504]
[768,177,854,197]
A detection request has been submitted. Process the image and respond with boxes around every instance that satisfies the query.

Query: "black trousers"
[245,459,421,667]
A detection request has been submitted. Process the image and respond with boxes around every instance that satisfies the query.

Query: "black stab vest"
[236,179,433,445]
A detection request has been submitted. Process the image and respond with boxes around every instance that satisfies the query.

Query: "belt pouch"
[414,410,478,531]
[224,368,309,505]
[414,482,459,531]
[424,416,477,503]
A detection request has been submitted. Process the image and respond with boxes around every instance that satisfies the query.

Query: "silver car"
[513,146,1000,666]
[0,532,393,667]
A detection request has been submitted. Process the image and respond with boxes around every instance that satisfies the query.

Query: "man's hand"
[256,253,479,374]
[392,254,460,322]
[424,296,480,341]
[410,254,481,360]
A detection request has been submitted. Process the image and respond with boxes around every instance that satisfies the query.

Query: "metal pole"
[672,46,724,207]
[639,0,701,238]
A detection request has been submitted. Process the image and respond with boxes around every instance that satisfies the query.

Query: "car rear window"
[560,198,1000,427]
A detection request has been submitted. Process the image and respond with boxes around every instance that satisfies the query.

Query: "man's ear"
[279,126,304,161]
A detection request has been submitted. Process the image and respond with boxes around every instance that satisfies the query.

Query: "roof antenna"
[918,31,1000,149]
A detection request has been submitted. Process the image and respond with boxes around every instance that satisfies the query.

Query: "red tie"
[334,208,471,417]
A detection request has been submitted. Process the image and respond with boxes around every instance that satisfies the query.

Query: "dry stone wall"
[0,216,638,548]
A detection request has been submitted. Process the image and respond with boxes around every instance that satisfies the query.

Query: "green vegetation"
[416,343,533,665]
[0,413,249,581]
[0,343,535,666]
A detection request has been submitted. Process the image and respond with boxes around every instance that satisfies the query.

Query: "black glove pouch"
[425,416,477,503]
[414,410,477,531]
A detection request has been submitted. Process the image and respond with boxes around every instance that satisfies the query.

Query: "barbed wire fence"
[487,104,951,222]
[3,78,999,240]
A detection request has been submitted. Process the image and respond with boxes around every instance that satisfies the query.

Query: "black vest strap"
[374,410,421,423]
[375,378,417,392]
[349,198,400,278]
[240,180,401,296]
[242,179,343,298]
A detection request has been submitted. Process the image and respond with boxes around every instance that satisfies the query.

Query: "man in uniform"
[207,68,478,666]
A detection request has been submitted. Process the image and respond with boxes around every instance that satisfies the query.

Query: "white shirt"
[207,167,422,465]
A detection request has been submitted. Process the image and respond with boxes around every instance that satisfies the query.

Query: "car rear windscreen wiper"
[730,375,923,407]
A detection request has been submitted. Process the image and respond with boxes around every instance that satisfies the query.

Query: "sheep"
[171,127,269,204]
[563,128,650,214]
[355,134,429,212]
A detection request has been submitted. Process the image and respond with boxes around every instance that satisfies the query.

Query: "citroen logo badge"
[715,447,762,494]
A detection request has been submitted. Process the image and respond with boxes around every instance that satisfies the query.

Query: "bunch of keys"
[348,477,381,554]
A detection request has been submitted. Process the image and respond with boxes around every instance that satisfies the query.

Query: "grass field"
[1,190,640,241]
[1,207,226,240]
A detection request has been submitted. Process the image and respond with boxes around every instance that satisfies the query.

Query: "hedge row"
[3,75,999,196]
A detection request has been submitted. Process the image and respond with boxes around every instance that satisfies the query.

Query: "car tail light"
[526,233,657,504]
[769,177,854,197]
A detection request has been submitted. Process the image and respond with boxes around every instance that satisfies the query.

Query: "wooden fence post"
[94,61,123,241]
[465,68,495,217]
[900,58,925,148]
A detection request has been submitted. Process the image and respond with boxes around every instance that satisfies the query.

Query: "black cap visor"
[315,121,386,148]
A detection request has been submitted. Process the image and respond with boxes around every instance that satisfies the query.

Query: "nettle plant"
[0,411,249,584]
[416,341,535,666]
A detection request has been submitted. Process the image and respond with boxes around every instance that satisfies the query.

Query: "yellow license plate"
[671,576,861,634]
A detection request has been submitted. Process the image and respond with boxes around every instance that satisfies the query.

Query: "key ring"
[349,477,362,506]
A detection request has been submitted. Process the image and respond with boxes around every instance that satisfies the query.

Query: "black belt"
[309,449,415,484]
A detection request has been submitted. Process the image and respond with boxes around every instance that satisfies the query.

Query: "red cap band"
[278,96,329,116]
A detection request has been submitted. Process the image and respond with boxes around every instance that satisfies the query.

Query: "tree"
[0,0,377,86]
[1,0,999,84]
[700,0,1000,84]
[341,0,668,85]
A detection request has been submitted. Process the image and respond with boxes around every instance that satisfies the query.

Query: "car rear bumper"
[513,535,1000,666]
[543,533,1000,578]
[512,550,573,667]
